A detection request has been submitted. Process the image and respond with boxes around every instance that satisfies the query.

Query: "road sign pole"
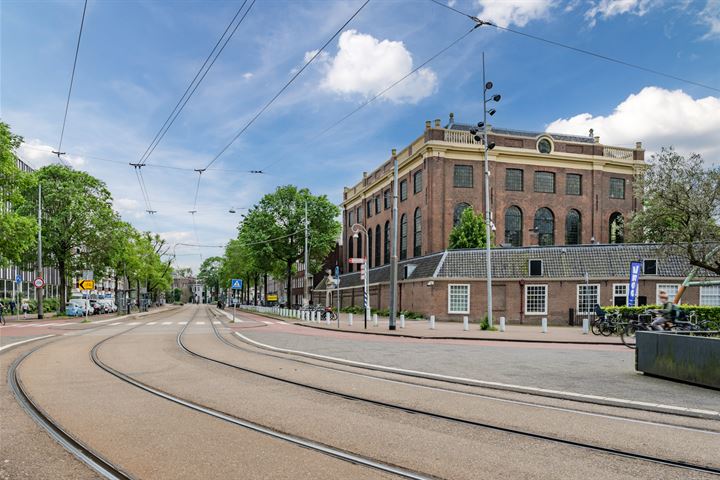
[37,182,43,319]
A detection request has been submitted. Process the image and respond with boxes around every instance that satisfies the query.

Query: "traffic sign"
[78,279,94,290]
[34,277,45,288]
[15,274,22,284]
[231,279,243,290]
[266,294,278,301]
[349,258,365,264]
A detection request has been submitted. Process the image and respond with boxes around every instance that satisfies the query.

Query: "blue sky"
[2,0,719,272]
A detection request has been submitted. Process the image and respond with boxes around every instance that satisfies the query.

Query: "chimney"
[449,112,454,125]
[635,141,643,149]
[434,118,441,128]
[425,120,431,130]
[594,136,600,144]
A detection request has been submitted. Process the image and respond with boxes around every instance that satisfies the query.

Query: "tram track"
[183,307,720,476]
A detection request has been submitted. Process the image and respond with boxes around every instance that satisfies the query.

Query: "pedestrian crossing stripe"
[110,322,121,326]
[213,321,221,325]
[162,322,172,325]
[146,322,156,325]
[197,321,205,325]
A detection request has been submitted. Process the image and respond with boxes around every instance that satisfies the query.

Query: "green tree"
[0,122,36,266]
[448,207,489,249]
[630,147,720,274]
[239,185,340,306]
[18,164,116,310]
[198,256,223,303]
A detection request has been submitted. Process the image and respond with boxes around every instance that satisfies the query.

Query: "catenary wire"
[428,0,719,93]
[55,0,88,166]
[139,0,255,166]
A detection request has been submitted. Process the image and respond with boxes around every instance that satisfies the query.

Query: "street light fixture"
[351,223,371,329]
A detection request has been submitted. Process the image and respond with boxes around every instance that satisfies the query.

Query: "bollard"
[373,313,378,327]
[541,317,548,333]
[430,315,435,330]
[500,316,506,332]
[463,316,469,331]
[301,310,305,321]
[348,313,353,326]
[325,312,331,325]
[582,317,589,334]
[400,314,405,329]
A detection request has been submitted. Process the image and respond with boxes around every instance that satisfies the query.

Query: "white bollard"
[400,314,405,329]
[325,312,331,324]
[463,316,469,331]
[500,316,506,332]
[582,317,589,334]
[541,317,548,333]
[430,315,435,330]
[348,313,353,326]
[373,313,378,327]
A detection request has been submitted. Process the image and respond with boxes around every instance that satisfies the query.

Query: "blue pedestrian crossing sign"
[15,274,22,284]
[231,279,243,290]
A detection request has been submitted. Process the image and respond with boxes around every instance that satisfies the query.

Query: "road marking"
[0,335,55,352]
[127,322,141,326]
[275,322,285,325]
[162,322,172,325]
[177,321,188,325]
[261,321,273,325]
[213,321,221,325]
[109,322,122,326]
[146,322,157,325]
[197,321,205,325]
[235,332,720,420]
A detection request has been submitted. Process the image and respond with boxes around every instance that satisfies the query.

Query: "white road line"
[127,322,141,326]
[177,321,188,325]
[109,322,122,326]
[275,322,285,325]
[162,322,172,325]
[146,322,157,325]
[213,321,221,325]
[261,321,273,325]
[197,321,206,325]
[235,332,720,419]
[0,335,55,352]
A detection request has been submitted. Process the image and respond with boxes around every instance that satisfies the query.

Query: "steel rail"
[92,307,434,480]
[196,308,720,475]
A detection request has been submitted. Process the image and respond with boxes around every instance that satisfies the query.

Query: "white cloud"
[700,0,720,39]
[18,140,86,169]
[242,72,254,80]
[476,0,554,27]
[316,30,438,104]
[546,86,720,161]
[448,0,457,7]
[585,0,655,27]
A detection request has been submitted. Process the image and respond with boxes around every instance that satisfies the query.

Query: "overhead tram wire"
[53,0,88,167]
[428,0,720,93]
[138,0,255,167]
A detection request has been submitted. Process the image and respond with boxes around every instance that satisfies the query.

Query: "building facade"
[341,116,644,274]
[313,244,719,325]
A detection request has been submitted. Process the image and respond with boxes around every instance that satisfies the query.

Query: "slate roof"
[447,123,595,144]
[317,244,716,291]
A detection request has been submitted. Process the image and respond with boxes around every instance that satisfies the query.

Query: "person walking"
[0,301,5,325]
[9,299,16,316]
[21,299,30,319]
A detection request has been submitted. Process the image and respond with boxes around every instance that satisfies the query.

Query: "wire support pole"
[482,52,493,329]
[303,200,310,308]
[388,152,399,330]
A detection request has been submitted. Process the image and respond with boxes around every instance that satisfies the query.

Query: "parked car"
[89,300,104,315]
[67,299,90,316]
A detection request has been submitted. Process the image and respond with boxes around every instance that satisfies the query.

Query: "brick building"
[341,116,644,274]
[313,244,720,325]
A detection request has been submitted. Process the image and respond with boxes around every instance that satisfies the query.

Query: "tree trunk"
[136,279,141,311]
[286,260,292,308]
[263,273,268,306]
[59,259,67,312]
[253,274,259,306]
[114,272,119,308]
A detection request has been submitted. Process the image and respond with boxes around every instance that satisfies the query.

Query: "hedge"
[339,305,424,319]
[602,305,720,323]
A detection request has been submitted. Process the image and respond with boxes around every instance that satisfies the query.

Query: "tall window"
[534,171,555,193]
[534,208,554,246]
[454,165,473,188]
[347,210,354,227]
[356,206,362,223]
[609,212,624,244]
[384,189,390,209]
[565,209,581,245]
[375,196,381,214]
[613,284,628,306]
[504,206,522,247]
[413,170,423,194]
[400,180,408,201]
[448,284,470,314]
[609,178,625,199]
[413,208,422,257]
[368,230,373,268]
[366,200,372,218]
[566,174,582,195]
[577,284,600,314]
[374,226,381,267]
[384,221,390,265]
[700,286,720,306]
[400,214,408,260]
[453,202,471,226]
[347,236,354,272]
[505,169,523,191]
[525,285,547,315]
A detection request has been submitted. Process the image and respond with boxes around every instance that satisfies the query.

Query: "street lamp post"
[351,223,370,329]
[469,52,501,329]
[37,183,44,319]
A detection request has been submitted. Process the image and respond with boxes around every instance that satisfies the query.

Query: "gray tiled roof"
[447,123,595,144]
[438,244,717,279]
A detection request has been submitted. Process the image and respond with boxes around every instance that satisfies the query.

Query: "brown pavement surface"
[14,308,393,480]
[97,307,718,479]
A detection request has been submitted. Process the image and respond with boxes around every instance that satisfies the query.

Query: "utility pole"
[388,150,399,330]
[303,200,310,308]
[482,52,493,329]
[37,183,44,319]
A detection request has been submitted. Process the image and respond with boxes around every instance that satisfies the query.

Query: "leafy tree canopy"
[448,207,489,249]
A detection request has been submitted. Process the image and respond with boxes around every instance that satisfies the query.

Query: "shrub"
[340,305,364,314]
[601,305,720,322]
[480,315,497,331]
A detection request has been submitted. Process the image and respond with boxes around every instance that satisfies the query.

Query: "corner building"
[342,116,645,273]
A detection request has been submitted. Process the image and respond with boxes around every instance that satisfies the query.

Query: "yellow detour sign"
[266,294,278,301]
[78,279,95,290]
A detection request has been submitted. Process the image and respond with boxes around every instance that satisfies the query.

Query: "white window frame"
[576,284,600,315]
[656,284,681,304]
[699,285,720,306]
[613,283,628,305]
[524,284,548,315]
[447,284,470,314]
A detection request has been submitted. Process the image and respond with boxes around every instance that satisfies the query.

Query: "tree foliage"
[198,256,223,302]
[629,147,720,275]
[448,207,489,249]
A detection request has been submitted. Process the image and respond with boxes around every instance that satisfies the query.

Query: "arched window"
[453,202,471,226]
[368,229,373,268]
[374,225,381,267]
[609,212,624,244]
[347,236,354,272]
[384,221,390,265]
[565,209,581,245]
[400,214,408,260]
[413,208,422,257]
[504,206,523,247]
[534,208,555,246]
